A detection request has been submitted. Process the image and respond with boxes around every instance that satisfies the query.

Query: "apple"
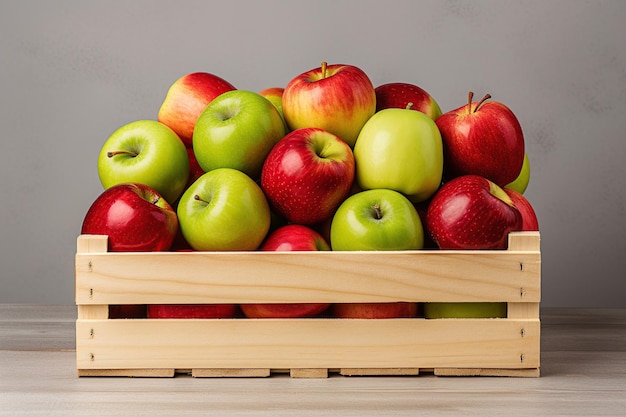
[81,183,178,252]
[147,304,237,319]
[240,225,331,319]
[505,152,531,194]
[109,305,147,319]
[260,224,331,251]
[157,72,236,147]
[261,127,355,225]
[177,168,271,251]
[97,120,189,204]
[259,87,285,121]
[426,175,523,250]
[353,107,444,203]
[282,62,376,147]
[240,303,330,319]
[193,90,287,179]
[331,302,418,319]
[330,189,424,251]
[185,147,205,188]
[504,188,539,231]
[435,92,525,187]
[375,82,442,120]
[423,302,506,319]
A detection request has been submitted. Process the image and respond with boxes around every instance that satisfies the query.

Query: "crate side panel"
[76,318,539,370]
[75,250,540,304]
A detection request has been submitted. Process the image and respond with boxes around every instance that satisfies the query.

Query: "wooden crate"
[75,231,541,378]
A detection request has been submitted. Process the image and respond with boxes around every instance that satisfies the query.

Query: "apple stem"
[321,61,327,79]
[406,102,414,110]
[373,204,383,220]
[107,150,138,158]
[194,194,210,205]
[467,92,474,114]
[473,93,492,113]
[151,196,160,205]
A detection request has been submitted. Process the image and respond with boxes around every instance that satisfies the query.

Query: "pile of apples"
[81,62,538,320]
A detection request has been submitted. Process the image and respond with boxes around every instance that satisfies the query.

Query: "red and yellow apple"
[282,62,376,147]
[158,72,236,147]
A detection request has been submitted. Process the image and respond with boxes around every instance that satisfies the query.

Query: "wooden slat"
[76,318,539,371]
[434,367,540,377]
[340,368,420,376]
[75,232,540,305]
[192,368,271,377]
[290,368,329,378]
[77,368,175,377]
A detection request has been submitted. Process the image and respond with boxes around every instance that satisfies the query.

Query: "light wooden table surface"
[1,305,625,416]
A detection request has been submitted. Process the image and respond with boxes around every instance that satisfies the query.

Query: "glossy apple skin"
[157,72,236,147]
[354,108,444,203]
[97,120,190,204]
[435,95,525,187]
[504,188,539,231]
[261,128,355,225]
[423,302,506,319]
[505,152,530,194]
[241,225,331,319]
[261,224,331,251]
[426,175,522,250]
[185,147,205,189]
[147,304,237,319]
[375,82,442,120]
[282,63,376,147]
[259,87,285,121]
[177,168,271,251]
[240,303,330,319]
[193,90,286,180]
[81,183,178,252]
[330,189,424,251]
[332,302,418,319]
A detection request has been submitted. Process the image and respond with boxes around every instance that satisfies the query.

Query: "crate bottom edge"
[77,367,540,378]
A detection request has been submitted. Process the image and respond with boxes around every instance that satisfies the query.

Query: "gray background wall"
[1,0,624,307]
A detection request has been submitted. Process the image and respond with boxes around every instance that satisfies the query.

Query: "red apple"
[81,183,178,252]
[282,62,376,147]
[109,305,147,319]
[157,72,236,147]
[504,188,539,231]
[260,224,331,251]
[426,175,522,249]
[239,303,330,319]
[375,82,442,120]
[147,304,237,319]
[435,92,525,186]
[331,302,418,319]
[241,224,331,319]
[185,147,205,188]
[261,127,355,225]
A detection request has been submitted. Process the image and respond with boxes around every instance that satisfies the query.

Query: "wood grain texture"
[75,232,540,305]
[75,318,539,371]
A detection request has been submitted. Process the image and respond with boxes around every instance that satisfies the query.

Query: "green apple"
[177,168,271,251]
[330,189,424,251]
[192,90,287,179]
[505,152,530,194]
[423,302,506,319]
[353,107,443,203]
[97,120,189,204]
